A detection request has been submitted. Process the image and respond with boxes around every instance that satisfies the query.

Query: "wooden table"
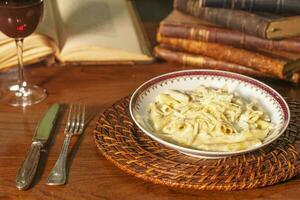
[1,64,300,200]
[1,27,300,200]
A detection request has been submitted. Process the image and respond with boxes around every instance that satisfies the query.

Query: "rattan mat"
[94,97,300,190]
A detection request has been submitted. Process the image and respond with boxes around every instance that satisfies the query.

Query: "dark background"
[135,0,173,21]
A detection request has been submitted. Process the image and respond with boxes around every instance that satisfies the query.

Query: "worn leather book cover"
[154,46,300,83]
[160,11,300,53]
[174,0,300,39]
[157,34,300,79]
[189,0,300,14]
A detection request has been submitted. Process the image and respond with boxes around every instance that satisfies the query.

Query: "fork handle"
[46,134,71,185]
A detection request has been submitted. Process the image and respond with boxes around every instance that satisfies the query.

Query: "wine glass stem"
[15,38,25,88]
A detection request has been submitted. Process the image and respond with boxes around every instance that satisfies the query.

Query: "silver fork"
[46,104,85,185]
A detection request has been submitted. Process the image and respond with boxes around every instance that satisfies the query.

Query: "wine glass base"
[0,83,47,107]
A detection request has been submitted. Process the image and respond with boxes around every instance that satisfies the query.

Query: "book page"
[36,0,59,44]
[54,0,146,60]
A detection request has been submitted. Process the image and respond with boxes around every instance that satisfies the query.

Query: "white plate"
[129,70,290,159]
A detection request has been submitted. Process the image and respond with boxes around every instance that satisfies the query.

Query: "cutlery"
[46,104,85,185]
[16,104,61,190]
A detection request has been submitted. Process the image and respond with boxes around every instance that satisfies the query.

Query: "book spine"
[195,0,300,14]
[154,46,273,78]
[159,24,300,53]
[174,0,271,38]
[157,34,286,78]
[154,46,300,83]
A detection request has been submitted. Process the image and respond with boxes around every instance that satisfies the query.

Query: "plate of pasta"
[129,70,290,158]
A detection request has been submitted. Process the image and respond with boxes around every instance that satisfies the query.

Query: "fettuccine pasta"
[147,86,273,151]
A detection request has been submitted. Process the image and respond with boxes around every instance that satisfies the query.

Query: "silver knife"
[16,104,60,190]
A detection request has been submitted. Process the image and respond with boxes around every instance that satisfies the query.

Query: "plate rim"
[129,69,291,157]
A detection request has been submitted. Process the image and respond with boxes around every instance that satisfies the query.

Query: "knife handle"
[16,141,43,190]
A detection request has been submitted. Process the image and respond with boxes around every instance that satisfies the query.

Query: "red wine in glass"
[0,0,46,107]
[0,0,43,38]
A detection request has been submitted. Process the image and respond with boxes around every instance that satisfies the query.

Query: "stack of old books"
[154,0,300,83]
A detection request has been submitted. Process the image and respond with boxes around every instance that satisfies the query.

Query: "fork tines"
[64,104,85,135]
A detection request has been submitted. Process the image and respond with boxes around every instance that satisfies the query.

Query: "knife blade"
[16,104,60,190]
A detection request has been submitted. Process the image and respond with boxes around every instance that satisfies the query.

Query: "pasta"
[147,85,273,152]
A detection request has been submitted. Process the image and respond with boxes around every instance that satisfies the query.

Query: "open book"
[0,0,153,70]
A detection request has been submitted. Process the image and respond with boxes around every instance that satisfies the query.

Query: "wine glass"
[0,0,46,107]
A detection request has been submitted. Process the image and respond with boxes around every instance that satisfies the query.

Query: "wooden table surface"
[1,26,300,200]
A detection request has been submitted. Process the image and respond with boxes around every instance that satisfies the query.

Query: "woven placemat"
[94,97,300,191]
